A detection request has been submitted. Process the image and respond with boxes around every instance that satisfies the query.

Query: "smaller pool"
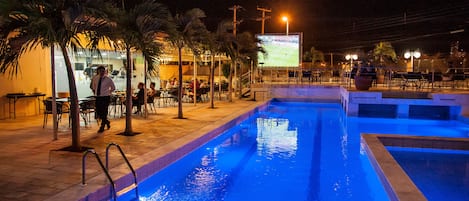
[387,146,469,201]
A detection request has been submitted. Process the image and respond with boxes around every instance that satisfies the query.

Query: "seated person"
[132,82,145,114]
[199,80,207,88]
[189,79,202,102]
[190,79,200,90]
[148,82,157,97]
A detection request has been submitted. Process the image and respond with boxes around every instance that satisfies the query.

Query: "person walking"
[92,66,116,133]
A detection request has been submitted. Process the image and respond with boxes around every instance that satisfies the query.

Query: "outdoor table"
[6,93,46,119]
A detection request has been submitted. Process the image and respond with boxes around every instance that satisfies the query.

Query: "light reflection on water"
[256,118,298,159]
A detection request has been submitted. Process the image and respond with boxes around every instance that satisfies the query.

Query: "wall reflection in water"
[256,118,298,158]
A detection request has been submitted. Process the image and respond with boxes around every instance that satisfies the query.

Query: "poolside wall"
[251,84,469,120]
[340,87,469,120]
[251,84,341,101]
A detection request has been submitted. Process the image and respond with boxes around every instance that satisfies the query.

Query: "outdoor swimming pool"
[119,101,469,201]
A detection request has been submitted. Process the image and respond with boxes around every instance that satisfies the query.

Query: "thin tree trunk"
[59,44,81,151]
[209,55,215,108]
[143,58,148,118]
[124,46,134,135]
[238,63,243,99]
[177,46,184,118]
[227,61,234,102]
[50,46,58,140]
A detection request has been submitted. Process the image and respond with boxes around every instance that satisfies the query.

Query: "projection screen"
[257,33,302,68]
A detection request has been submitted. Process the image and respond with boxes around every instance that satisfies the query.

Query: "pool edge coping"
[361,134,469,201]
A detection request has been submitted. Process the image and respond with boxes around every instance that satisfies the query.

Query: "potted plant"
[354,67,373,90]
[372,41,397,85]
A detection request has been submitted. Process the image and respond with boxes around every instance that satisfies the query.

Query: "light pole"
[345,54,358,87]
[282,16,289,35]
[404,50,421,72]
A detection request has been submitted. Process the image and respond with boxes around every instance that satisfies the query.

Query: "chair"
[154,90,161,107]
[199,87,209,102]
[132,95,145,114]
[288,71,298,82]
[146,94,157,113]
[312,70,322,83]
[79,99,96,125]
[42,100,64,128]
[167,88,179,106]
[400,72,424,90]
[302,71,312,82]
[109,95,124,117]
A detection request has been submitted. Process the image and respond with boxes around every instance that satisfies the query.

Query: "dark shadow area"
[117,132,142,136]
[56,146,93,152]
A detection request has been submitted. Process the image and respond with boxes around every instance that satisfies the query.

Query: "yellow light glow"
[282,16,288,22]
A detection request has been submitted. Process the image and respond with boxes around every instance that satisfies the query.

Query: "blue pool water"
[120,101,469,201]
[388,147,469,201]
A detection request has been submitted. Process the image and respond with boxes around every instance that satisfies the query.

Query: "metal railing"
[106,142,139,198]
[82,149,117,200]
[81,142,139,201]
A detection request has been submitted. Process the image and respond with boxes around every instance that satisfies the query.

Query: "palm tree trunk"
[177,46,184,118]
[238,63,243,99]
[227,61,234,102]
[209,55,215,108]
[59,44,81,151]
[124,46,134,135]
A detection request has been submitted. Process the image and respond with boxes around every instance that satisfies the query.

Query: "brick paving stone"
[0,100,260,201]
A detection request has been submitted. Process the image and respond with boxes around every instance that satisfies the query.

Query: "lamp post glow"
[345,54,358,87]
[282,16,289,35]
[404,50,421,72]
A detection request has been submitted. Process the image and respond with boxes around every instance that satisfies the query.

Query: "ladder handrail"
[106,142,139,198]
[82,149,117,201]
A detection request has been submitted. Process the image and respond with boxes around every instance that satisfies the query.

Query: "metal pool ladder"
[82,142,139,201]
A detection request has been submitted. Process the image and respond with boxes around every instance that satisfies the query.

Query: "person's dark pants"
[95,96,110,128]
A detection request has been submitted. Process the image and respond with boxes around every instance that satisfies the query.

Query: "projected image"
[257,34,301,68]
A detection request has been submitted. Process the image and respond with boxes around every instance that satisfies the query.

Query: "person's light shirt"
[92,75,116,96]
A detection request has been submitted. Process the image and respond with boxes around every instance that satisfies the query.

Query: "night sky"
[158,0,468,55]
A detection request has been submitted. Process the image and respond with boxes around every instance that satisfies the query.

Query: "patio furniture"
[6,93,46,119]
[79,98,96,125]
[42,99,65,128]
[400,72,425,90]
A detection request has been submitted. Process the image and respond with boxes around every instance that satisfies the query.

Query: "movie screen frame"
[257,33,302,68]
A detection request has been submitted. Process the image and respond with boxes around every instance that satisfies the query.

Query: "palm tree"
[0,0,108,151]
[167,8,207,119]
[235,31,264,98]
[310,47,325,68]
[217,29,264,100]
[202,21,231,108]
[372,41,397,84]
[97,0,171,135]
[372,41,397,66]
[213,21,237,102]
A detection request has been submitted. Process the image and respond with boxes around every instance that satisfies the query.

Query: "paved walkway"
[0,100,262,201]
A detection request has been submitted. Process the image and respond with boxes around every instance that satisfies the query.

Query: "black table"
[6,93,46,119]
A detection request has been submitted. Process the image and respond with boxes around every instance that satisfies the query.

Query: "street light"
[345,54,358,87]
[282,16,289,35]
[404,50,421,72]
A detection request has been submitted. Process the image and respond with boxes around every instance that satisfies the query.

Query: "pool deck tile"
[0,100,263,201]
